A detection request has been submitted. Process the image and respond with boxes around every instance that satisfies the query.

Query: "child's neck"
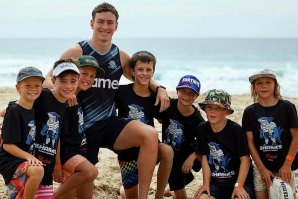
[133,83,151,97]
[51,89,67,103]
[16,99,34,110]
[210,118,228,133]
[258,96,279,107]
[177,102,194,117]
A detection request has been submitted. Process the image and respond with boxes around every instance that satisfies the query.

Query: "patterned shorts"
[7,161,29,199]
[119,160,138,189]
[35,185,54,199]
[62,154,86,181]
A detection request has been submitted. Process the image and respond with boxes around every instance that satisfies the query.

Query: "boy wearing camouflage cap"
[194,89,255,199]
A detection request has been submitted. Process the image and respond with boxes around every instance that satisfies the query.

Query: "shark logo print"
[208,142,231,172]
[128,104,149,124]
[108,60,118,70]
[40,112,60,148]
[165,119,184,150]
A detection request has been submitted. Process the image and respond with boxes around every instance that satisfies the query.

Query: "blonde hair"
[250,79,282,102]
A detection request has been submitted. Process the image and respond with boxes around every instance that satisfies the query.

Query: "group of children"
[0,50,297,199]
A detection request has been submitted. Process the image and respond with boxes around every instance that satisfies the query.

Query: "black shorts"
[168,153,201,191]
[84,116,132,165]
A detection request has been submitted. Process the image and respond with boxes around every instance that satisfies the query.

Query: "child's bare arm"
[3,143,43,165]
[182,152,197,173]
[246,131,274,186]
[231,155,250,199]
[53,139,63,183]
[193,155,211,198]
[279,128,298,184]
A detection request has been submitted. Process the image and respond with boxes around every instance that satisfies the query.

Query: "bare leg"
[76,182,94,199]
[174,188,187,199]
[54,160,98,198]
[24,165,44,199]
[255,191,269,199]
[114,120,158,199]
[155,143,173,199]
[123,185,138,199]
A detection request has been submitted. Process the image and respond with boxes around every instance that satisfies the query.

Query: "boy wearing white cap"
[0,66,45,199]
[242,69,298,199]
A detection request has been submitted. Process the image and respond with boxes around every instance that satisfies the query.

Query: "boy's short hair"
[17,66,45,83]
[92,2,119,21]
[199,89,234,114]
[53,59,80,77]
[77,55,105,78]
[129,51,156,71]
[176,75,200,95]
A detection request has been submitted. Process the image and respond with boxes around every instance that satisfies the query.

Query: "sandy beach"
[0,87,298,199]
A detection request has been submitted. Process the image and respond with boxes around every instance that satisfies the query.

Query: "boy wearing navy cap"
[159,75,205,198]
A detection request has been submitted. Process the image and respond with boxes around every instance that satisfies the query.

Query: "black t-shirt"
[242,100,298,172]
[34,89,67,185]
[196,120,250,186]
[115,83,161,161]
[0,102,36,184]
[60,103,86,164]
[160,99,205,155]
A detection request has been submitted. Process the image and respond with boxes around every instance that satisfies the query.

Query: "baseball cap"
[77,55,105,77]
[17,66,45,83]
[269,177,294,199]
[176,75,201,95]
[199,89,234,114]
[249,68,277,84]
[52,61,80,77]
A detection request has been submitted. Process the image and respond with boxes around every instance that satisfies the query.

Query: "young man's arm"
[120,49,170,112]
[43,44,83,89]
[246,131,274,186]
[231,155,250,199]
[279,128,298,184]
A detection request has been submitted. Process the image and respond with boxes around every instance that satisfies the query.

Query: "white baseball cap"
[52,61,80,77]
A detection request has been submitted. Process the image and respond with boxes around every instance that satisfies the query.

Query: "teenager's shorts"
[35,185,54,199]
[6,161,29,199]
[253,164,296,193]
[119,159,138,189]
[85,116,132,165]
[62,154,86,181]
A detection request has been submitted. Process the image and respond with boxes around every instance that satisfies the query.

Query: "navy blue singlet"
[78,40,123,129]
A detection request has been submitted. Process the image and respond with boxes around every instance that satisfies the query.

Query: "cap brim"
[199,101,234,115]
[80,64,105,77]
[176,85,199,95]
[249,74,276,83]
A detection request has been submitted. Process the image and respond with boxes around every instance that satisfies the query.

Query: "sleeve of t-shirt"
[287,102,298,128]
[233,122,250,157]
[242,106,252,132]
[2,106,22,144]
[195,123,208,155]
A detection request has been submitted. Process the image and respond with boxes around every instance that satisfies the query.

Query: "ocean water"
[0,38,298,97]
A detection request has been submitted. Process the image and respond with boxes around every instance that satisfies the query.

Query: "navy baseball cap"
[176,75,201,95]
[17,66,45,83]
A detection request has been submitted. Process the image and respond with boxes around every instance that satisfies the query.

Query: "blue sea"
[1,38,298,97]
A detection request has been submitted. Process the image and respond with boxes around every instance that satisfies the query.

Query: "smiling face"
[16,77,43,103]
[177,88,198,107]
[131,61,154,87]
[78,67,97,92]
[91,12,118,42]
[52,72,79,102]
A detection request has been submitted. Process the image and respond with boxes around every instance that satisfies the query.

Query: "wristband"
[234,182,243,188]
[55,163,62,170]
[286,154,295,161]
[156,85,166,93]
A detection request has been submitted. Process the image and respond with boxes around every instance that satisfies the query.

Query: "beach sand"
[0,87,298,199]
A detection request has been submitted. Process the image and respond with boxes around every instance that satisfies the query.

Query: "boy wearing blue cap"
[159,75,205,199]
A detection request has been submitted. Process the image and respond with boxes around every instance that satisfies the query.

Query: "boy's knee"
[159,144,174,161]
[28,165,44,180]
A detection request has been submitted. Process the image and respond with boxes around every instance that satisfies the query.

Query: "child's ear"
[51,77,56,85]
[16,84,20,93]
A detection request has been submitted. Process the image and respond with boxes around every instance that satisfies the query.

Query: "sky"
[1,0,298,38]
